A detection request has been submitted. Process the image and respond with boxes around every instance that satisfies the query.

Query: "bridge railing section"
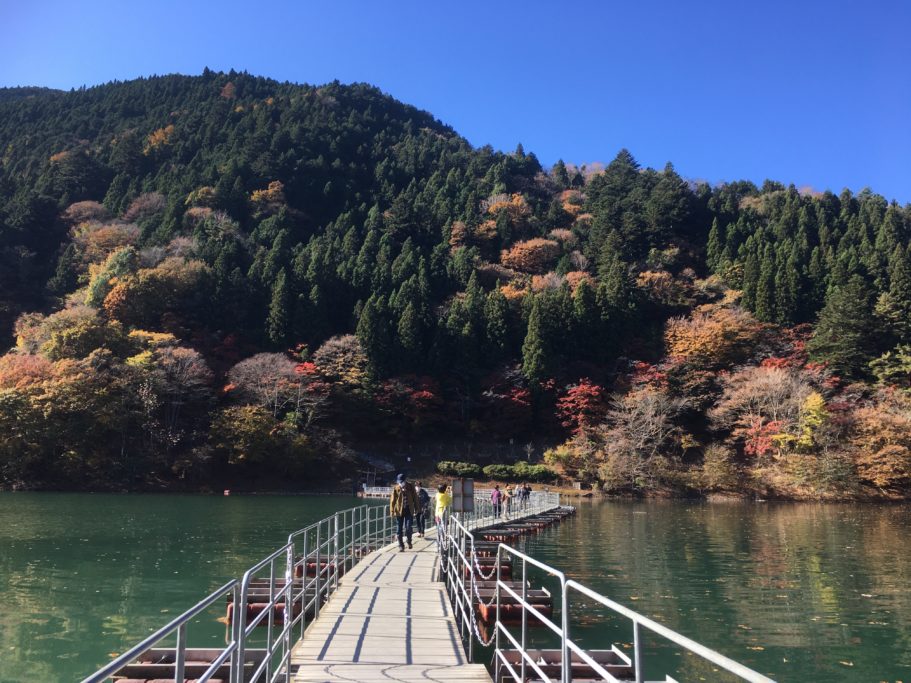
[441,490,562,662]
[233,542,296,683]
[439,495,776,683]
[80,579,240,683]
[81,503,390,683]
[362,485,496,500]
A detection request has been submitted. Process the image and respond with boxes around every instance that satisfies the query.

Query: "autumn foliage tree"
[664,305,763,368]
[710,366,814,458]
[556,379,608,435]
[850,390,911,489]
[501,239,560,274]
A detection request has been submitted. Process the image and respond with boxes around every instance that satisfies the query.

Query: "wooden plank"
[291,537,491,683]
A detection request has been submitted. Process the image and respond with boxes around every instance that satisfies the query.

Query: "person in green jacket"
[389,473,419,551]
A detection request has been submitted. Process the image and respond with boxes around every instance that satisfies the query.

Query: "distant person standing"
[390,473,419,551]
[491,484,503,518]
[504,484,514,518]
[414,481,431,538]
[435,483,452,534]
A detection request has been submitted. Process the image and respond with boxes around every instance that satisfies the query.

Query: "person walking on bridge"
[435,483,451,532]
[415,481,431,537]
[390,473,419,551]
[491,484,503,518]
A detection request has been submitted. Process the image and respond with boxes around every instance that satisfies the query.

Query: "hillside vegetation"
[1,71,909,497]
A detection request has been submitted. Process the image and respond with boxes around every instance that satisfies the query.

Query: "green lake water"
[517,501,911,683]
[0,494,908,682]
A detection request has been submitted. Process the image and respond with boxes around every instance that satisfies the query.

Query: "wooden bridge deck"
[290,536,491,683]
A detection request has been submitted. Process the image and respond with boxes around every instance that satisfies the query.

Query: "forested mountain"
[1,71,909,496]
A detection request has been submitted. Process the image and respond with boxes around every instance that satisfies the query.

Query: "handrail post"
[333,513,340,592]
[633,619,643,683]
[300,532,309,639]
[174,622,186,683]
[562,579,571,683]
[520,557,527,683]
[266,557,275,682]
[314,523,321,619]
[467,536,475,663]
[235,579,247,683]
[494,544,501,659]
[285,543,293,683]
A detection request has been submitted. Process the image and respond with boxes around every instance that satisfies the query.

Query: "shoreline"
[1,482,907,503]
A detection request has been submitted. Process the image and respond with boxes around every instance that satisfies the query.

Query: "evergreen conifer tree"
[484,288,510,359]
[521,297,549,387]
[876,245,911,344]
[754,246,776,322]
[266,268,291,346]
[808,275,880,378]
[356,294,392,378]
[552,159,570,189]
[706,218,723,271]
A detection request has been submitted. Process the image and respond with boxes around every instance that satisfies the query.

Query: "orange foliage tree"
[664,305,763,368]
[851,390,911,489]
[144,125,175,154]
[500,239,560,274]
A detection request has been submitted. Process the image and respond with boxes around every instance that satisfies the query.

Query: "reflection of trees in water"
[523,501,911,682]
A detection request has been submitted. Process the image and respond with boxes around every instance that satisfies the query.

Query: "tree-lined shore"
[0,72,909,498]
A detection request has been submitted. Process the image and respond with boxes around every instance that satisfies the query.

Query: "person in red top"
[490,484,503,518]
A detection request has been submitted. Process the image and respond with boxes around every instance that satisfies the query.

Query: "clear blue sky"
[2,0,909,202]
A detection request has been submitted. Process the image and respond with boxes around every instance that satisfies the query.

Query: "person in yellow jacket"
[434,483,452,526]
[389,473,419,551]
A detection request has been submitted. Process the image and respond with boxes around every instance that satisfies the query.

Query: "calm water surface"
[0,493,373,682]
[0,495,909,682]
[518,501,911,683]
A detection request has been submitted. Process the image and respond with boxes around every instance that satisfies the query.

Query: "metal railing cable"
[440,491,563,660]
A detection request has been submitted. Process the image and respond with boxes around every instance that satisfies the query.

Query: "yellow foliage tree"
[250,180,286,215]
[185,186,218,208]
[664,305,763,367]
[144,125,175,154]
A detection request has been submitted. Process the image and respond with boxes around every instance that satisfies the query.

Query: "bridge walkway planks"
[290,535,491,683]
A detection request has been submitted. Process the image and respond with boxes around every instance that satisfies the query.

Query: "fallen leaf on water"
[737,624,752,630]
[747,646,764,651]
[838,661,854,667]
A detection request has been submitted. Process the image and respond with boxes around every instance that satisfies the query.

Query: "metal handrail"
[564,579,776,683]
[234,542,295,683]
[80,580,239,683]
[490,542,776,683]
[83,503,388,683]
[441,491,564,662]
[83,490,558,683]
